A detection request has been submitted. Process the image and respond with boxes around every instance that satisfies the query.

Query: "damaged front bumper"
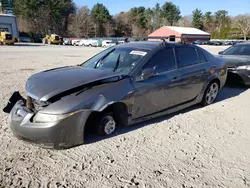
[227,69,250,86]
[8,99,91,149]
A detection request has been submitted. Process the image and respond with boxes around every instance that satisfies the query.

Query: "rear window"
[195,46,215,61]
[176,47,199,68]
[197,49,207,63]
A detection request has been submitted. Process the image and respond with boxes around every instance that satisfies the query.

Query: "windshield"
[222,45,250,56]
[81,47,148,75]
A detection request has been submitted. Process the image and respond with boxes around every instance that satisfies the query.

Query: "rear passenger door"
[175,46,209,103]
[132,48,182,119]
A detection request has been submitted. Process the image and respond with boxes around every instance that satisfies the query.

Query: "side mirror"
[218,51,223,55]
[135,68,154,82]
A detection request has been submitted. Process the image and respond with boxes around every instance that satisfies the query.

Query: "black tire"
[95,112,116,136]
[201,81,219,106]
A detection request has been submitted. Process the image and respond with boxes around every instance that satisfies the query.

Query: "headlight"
[236,65,250,70]
[33,110,83,123]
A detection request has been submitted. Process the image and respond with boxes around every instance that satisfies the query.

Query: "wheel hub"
[206,83,219,104]
[104,117,116,135]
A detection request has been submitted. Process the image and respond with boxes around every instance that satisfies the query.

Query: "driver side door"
[131,48,182,119]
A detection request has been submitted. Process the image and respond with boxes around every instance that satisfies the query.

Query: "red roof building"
[149,26,211,42]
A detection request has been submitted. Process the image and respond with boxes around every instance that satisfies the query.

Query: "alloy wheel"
[206,83,219,104]
[103,116,116,135]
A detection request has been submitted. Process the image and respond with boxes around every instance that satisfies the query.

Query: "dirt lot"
[0,44,250,188]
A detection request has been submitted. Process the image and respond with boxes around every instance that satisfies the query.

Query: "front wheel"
[96,112,117,136]
[201,82,219,106]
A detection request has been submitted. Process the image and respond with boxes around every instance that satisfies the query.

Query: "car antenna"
[161,37,167,46]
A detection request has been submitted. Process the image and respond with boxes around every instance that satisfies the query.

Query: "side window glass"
[197,49,207,63]
[143,48,176,74]
[176,47,199,68]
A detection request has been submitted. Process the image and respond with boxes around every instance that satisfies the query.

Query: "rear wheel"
[95,112,117,136]
[201,81,219,106]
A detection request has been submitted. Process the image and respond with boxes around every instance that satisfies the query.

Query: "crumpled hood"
[26,66,122,101]
[217,55,250,68]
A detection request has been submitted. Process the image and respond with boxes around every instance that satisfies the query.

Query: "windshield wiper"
[113,54,121,72]
[94,49,115,69]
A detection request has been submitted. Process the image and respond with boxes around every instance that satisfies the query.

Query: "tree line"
[1,0,250,40]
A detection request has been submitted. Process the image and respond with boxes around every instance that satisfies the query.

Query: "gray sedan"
[4,41,227,148]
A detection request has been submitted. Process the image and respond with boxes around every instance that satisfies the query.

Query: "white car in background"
[70,38,81,46]
[102,40,117,47]
[76,39,88,46]
[77,39,99,46]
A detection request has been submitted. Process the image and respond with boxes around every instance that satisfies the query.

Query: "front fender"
[91,94,115,112]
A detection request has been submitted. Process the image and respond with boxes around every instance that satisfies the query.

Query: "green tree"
[129,7,149,35]
[144,8,153,31]
[161,2,181,26]
[152,3,162,30]
[13,0,75,35]
[192,9,204,30]
[203,12,214,32]
[91,3,111,37]
[130,7,148,28]
[214,10,231,36]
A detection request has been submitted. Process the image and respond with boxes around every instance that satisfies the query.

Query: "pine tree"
[192,9,204,30]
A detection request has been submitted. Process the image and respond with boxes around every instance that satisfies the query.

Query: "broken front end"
[3,91,91,149]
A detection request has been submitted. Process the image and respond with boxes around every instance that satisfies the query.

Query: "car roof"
[235,42,250,46]
[117,41,194,50]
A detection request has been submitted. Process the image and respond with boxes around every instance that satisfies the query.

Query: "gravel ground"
[0,44,250,188]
